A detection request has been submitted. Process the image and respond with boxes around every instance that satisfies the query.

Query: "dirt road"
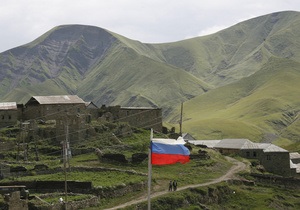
[104,157,247,210]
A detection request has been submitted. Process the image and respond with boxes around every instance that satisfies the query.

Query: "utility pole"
[63,123,69,210]
[21,122,29,161]
[179,102,183,136]
[33,135,39,161]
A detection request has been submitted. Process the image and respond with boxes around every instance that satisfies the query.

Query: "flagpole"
[148,129,153,210]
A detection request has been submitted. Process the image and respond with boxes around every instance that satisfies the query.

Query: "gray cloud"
[0,0,300,52]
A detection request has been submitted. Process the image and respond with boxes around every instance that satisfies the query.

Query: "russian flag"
[151,137,190,165]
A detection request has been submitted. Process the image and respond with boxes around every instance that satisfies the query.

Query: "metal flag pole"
[147,128,153,210]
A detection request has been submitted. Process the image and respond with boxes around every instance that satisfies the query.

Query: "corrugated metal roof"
[188,140,221,148]
[0,102,17,110]
[241,141,260,149]
[31,95,85,105]
[290,152,300,159]
[214,139,252,149]
[257,143,288,152]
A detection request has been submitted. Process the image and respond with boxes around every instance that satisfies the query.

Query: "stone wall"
[91,181,147,198]
[29,195,99,210]
[251,173,300,188]
[2,181,92,194]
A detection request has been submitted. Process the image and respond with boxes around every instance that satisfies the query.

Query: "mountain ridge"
[1,11,300,148]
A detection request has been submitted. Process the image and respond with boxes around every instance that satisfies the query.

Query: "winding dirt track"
[104,157,247,210]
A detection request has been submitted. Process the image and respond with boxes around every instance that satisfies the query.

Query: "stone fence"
[251,173,300,188]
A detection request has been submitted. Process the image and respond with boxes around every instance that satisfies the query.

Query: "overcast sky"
[0,0,300,53]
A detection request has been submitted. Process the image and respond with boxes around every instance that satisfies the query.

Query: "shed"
[0,102,18,127]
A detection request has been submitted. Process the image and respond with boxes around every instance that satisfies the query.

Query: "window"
[1,115,4,119]
[267,155,271,160]
[246,151,250,157]
[8,115,11,120]
[253,151,257,157]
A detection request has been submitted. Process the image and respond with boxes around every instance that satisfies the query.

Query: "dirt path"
[104,157,247,210]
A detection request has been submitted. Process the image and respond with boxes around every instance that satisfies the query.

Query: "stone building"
[23,95,87,121]
[23,95,89,142]
[258,144,293,176]
[0,102,18,128]
[189,139,297,177]
[96,105,162,132]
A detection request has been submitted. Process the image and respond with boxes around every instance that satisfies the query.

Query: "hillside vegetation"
[168,57,300,149]
[0,11,300,148]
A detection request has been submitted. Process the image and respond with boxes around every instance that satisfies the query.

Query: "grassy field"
[166,57,300,152]
[120,182,300,210]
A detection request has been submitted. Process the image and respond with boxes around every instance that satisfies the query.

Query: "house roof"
[182,133,195,140]
[85,102,98,109]
[26,95,85,105]
[256,143,288,152]
[0,102,17,110]
[290,152,300,160]
[188,140,221,148]
[214,139,253,149]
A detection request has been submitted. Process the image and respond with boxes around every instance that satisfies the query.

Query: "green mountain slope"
[0,11,300,148]
[167,57,300,148]
[0,25,210,110]
[152,11,300,87]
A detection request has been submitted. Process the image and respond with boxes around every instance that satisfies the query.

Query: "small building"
[189,139,297,177]
[23,95,86,121]
[258,144,293,176]
[85,102,98,109]
[290,152,300,164]
[23,95,88,142]
[96,105,162,132]
[85,102,98,123]
[182,133,195,141]
[0,102,18,127]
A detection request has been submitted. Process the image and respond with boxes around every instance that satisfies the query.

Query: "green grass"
[120,182,300,210]
[166,57,300,151]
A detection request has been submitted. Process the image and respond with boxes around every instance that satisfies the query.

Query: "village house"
[85,101,98,123]
[189,139,298,177]
[23,95,87,121]
[0,95,163,142]
[0,102,19,128]
[96,105,162,132]
[23,95,89,142]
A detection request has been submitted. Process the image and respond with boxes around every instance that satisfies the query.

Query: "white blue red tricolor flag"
[151,137,190,165]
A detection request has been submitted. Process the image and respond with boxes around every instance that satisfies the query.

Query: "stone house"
[189,139,297,177]
[0,102,18,127]
[258,144,293,176]
[23,95,88,142]
[23,95,87,121]
[96,105,162,132]
[85,102,98,123]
